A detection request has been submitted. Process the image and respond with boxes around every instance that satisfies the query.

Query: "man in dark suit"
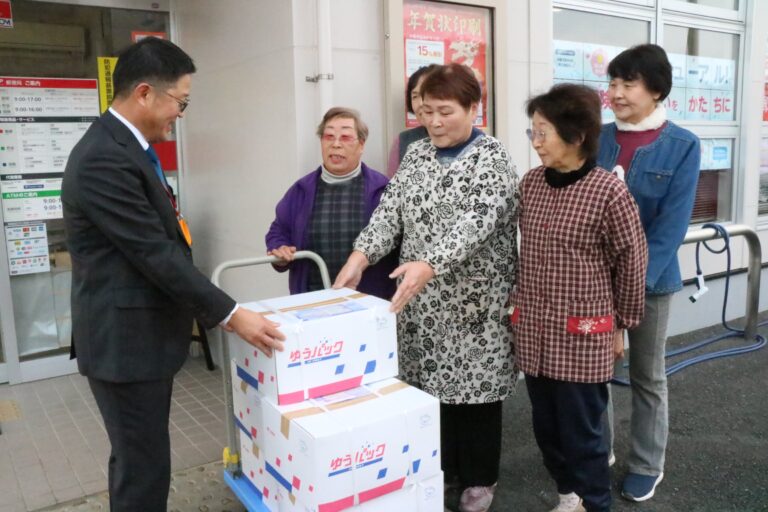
[61,38,283,511]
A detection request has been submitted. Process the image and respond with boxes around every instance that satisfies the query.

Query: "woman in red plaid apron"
[512,83,648,512]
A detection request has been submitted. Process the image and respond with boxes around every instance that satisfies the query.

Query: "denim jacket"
[597,121,700,295]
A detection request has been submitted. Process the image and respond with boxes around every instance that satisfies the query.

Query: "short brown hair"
[419,63,482,111]
[526,83,602,160]
[316,107,368,143]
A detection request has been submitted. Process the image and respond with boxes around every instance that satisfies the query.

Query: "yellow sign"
[97,57,118,113]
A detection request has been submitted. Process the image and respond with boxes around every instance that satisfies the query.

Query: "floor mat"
[0,399,21,422]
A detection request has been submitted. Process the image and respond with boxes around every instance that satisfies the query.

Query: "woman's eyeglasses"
[525,128,547,142]
[321,134,359,145]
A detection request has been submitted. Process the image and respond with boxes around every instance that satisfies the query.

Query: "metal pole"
[681,224,762,340]
[210,252,330,473]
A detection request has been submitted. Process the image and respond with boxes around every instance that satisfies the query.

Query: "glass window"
[692,138,734,223]
[553,9,650,121]
[677,0,738,9]
[764,38,768,123]
[663,25,739,122]
[760,138,768,216]
[0,1,169,361]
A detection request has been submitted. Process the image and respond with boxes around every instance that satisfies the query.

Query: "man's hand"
[227,307,286,356]
[389,261,435,313]
[267,245,297,266]
[613,329,625,361]
[333,251,369,291]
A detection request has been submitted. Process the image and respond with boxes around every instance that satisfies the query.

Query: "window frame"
[663,0,745,24]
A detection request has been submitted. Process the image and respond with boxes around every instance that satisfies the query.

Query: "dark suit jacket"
[62,111,235,383]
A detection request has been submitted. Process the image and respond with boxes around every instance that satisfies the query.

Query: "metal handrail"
[211,251,330,473]
[681,224,762,340]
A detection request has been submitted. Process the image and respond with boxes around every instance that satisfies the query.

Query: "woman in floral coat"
[335,63,519,512]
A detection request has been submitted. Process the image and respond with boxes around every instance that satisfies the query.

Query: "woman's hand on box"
[389,261,435,313]
[333,251,369,290]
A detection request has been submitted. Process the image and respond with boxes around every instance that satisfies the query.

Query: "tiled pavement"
[0,357,227,512]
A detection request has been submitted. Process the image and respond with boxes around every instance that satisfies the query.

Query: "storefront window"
[760,39,768,218]
[553,9,650,121]
[0,1,169,362]
[760,138,768,216]
[692,138,734,223]
[662,25,739,122]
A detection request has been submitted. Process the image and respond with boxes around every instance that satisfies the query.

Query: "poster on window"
[5,223,50,276]
[0,0,12,28]
[403,0,493,129]
[763,41,768,122]
[552,40,624,122]
[581,43,623,83]
[665,87,686,121]
[553,40,584,81]
[0,77,98,179]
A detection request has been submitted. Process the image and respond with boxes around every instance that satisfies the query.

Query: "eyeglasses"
[525,128,547,142]
[163,91,190,113]
[321,134,359,145]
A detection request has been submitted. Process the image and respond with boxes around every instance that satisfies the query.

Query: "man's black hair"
[113,37,196,98]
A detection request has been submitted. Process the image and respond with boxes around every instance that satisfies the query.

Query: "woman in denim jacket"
[597,44,700,504]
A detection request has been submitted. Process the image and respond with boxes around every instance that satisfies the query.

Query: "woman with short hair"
[386,64,439,177]
[598,44,701,503]
[265,107,397,299]
[335,63,519,512]
[514,83,647,512]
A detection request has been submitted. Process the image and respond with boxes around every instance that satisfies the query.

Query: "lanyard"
[162,183,193,247]
[146,146,192,247]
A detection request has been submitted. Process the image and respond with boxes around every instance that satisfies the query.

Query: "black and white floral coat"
[354,135,520,404]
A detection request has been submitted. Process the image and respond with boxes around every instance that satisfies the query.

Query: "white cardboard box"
[239,429,280,512]
[231,363,441,512]
[273,472,444,512]
[229,288,398,405]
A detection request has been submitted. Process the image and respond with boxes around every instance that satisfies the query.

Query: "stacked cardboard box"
[229,288,443,512]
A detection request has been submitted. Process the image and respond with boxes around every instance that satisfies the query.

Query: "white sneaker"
[458,483,496,512]
[549,492,586,512]
[608,452,616,467]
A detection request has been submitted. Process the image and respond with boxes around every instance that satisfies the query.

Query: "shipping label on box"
[229,288,398,405]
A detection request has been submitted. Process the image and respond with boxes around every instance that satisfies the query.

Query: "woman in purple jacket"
[265,107,397,299]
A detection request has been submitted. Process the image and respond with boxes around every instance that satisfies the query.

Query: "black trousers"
[89,377,174,512]
[441,401,503,488]
[525,375,611,512]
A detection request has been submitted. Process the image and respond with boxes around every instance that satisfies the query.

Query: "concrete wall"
[172,0,300,305]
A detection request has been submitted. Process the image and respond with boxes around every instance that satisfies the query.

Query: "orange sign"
[131,31,167,43]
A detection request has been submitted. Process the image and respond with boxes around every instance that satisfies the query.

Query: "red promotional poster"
[763,82,768,122]
[403,0,492,129]
[0,0,13,28]
[764,52,768,122]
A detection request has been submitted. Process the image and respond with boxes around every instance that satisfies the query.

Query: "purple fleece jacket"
[265,163,398,299]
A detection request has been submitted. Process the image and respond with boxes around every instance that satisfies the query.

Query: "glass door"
[0,0,170,383]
